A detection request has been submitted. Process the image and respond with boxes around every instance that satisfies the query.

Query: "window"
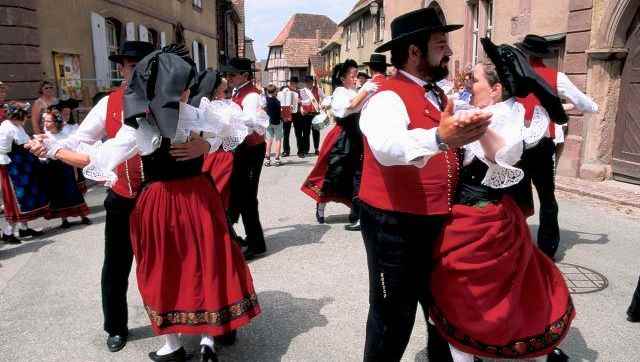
[198,42,206,71]
[148,28,160,49]
[357,18,365,48]
[192,0,202,10]
[105,18,122,85]
[471,2,479,65]
[375,7,385,42]
[345,25,352,51]
[484,0,493,39]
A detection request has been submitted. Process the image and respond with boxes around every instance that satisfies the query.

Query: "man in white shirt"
[514,34,599,260]
[358,8,492,361]
[277,78,299,157]
[299,75,325,155]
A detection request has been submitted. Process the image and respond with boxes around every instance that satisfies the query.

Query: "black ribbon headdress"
[124,44,197,138]
[188,69,222,107]
[480,38,568,124]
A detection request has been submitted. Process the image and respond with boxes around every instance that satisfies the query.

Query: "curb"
[555,180,640,209]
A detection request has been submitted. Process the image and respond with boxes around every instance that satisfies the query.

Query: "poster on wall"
[53,52,83,100]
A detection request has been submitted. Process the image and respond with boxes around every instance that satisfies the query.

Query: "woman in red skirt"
[301,59,379,230]
[430,39,574,362]
[60,46,259,361]
[0,102,48,244]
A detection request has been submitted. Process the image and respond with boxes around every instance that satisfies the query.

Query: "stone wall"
[0,0,41,100]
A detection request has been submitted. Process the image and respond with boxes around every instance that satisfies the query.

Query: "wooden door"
[613,23,640,182]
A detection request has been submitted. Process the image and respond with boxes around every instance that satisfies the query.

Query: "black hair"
[331,59,358,90]
[390,33,431,69]
[369,62,387,75]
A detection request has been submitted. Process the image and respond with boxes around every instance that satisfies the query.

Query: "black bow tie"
[424,82,446,111]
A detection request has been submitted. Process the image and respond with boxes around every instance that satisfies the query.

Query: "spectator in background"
[52,98,81,133]
[277,78,299,157]
[299,75,325,155]
[356,71,370,90]
[30,81,58,135]
[264,84,283,166]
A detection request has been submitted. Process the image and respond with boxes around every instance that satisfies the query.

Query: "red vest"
[359,73,460,216]
[517,59,558,137]
[232,83,265,146]
[105,87,143,199]
[301,86,321,114]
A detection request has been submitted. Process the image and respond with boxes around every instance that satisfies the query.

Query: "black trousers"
[293,113,308,155]
[360,202,450,361]
[299,114,316,154]
[282,121,293,155]
[311,127,320,152]
[519,137,560,258]
[229,142,266,252]
[101,190,136,336]
[628,276,640,318]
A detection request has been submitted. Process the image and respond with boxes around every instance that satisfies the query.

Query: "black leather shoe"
[60,220,72,229]
[200,345,218,362]
[148,347,186,362]
[297,153,305,158]
[344,221,361,231]
[627,313,640,322]
[281,152,289,157]
[243,247,266,261]
[216,330,237,346]
[106,334,127,352]
[315,204,325,224]
[81,217,92,225]
[547,348,569,362]
[2,233,21,244]
[18,228,44,238]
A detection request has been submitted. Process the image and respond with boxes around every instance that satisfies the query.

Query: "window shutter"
[90,12,110,89]
[126,22,136,41]
[139,24,149,42]
[160,32,167,47]
[192,40,201,72]
[203,43,208,69]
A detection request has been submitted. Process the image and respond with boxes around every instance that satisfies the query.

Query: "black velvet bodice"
[455,158,503,206]
[141,138,203,183]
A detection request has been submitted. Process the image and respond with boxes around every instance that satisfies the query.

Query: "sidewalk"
[556,175,640,209]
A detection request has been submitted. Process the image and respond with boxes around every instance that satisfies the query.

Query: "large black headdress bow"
[189,69,222,107]
[124,44,197,138]
[480,38,568,124]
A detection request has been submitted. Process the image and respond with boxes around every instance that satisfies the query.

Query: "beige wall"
[340,11,385,69]
[37,0,218,100]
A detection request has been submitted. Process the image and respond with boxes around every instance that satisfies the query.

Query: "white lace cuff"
[78,141,118,186]
[523,105,551,148]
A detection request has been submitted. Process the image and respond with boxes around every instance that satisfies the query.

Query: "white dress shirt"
[557,72,598,114]
[359,70,441,168]
[233,82,268,134]
[330,87,360,118]
[0,120,30,164]
[277,87,299,113]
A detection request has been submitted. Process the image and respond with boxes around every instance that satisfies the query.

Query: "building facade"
[1,0,228,104]
[265,13,337,88]
[339,0,386,69]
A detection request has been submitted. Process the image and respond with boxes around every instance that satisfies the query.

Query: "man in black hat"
[357,8,493,361]
[289,76,309,158]
[26,41,166,353]
[363,53,390,84]
[224,57,268,260]
[299,75,325,155]
[514,34,598,260]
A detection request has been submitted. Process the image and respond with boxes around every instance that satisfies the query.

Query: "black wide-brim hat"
[189,69,221,107]
[109,41,156,64]
[51,98,81,110]
[220,57,254,74]
[375,7,462,53]
[514,34,553,58]
[480,37,567,124]
[363,53,391,66]
[124,47,197,139]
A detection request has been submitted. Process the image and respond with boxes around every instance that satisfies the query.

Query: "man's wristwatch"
[435,129,450,151]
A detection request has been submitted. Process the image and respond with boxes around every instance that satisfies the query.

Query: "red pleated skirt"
[301,125,352,206]
[0,166,49,224]
[430,196,574,359]
[130,175,260,336]
[202,150,234,209]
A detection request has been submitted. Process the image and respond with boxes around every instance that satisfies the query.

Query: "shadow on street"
[263,223,330,256]
[220,290,333,361]
[528,225,609,262]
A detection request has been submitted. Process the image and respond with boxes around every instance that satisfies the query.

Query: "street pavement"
[1,131,639,361]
